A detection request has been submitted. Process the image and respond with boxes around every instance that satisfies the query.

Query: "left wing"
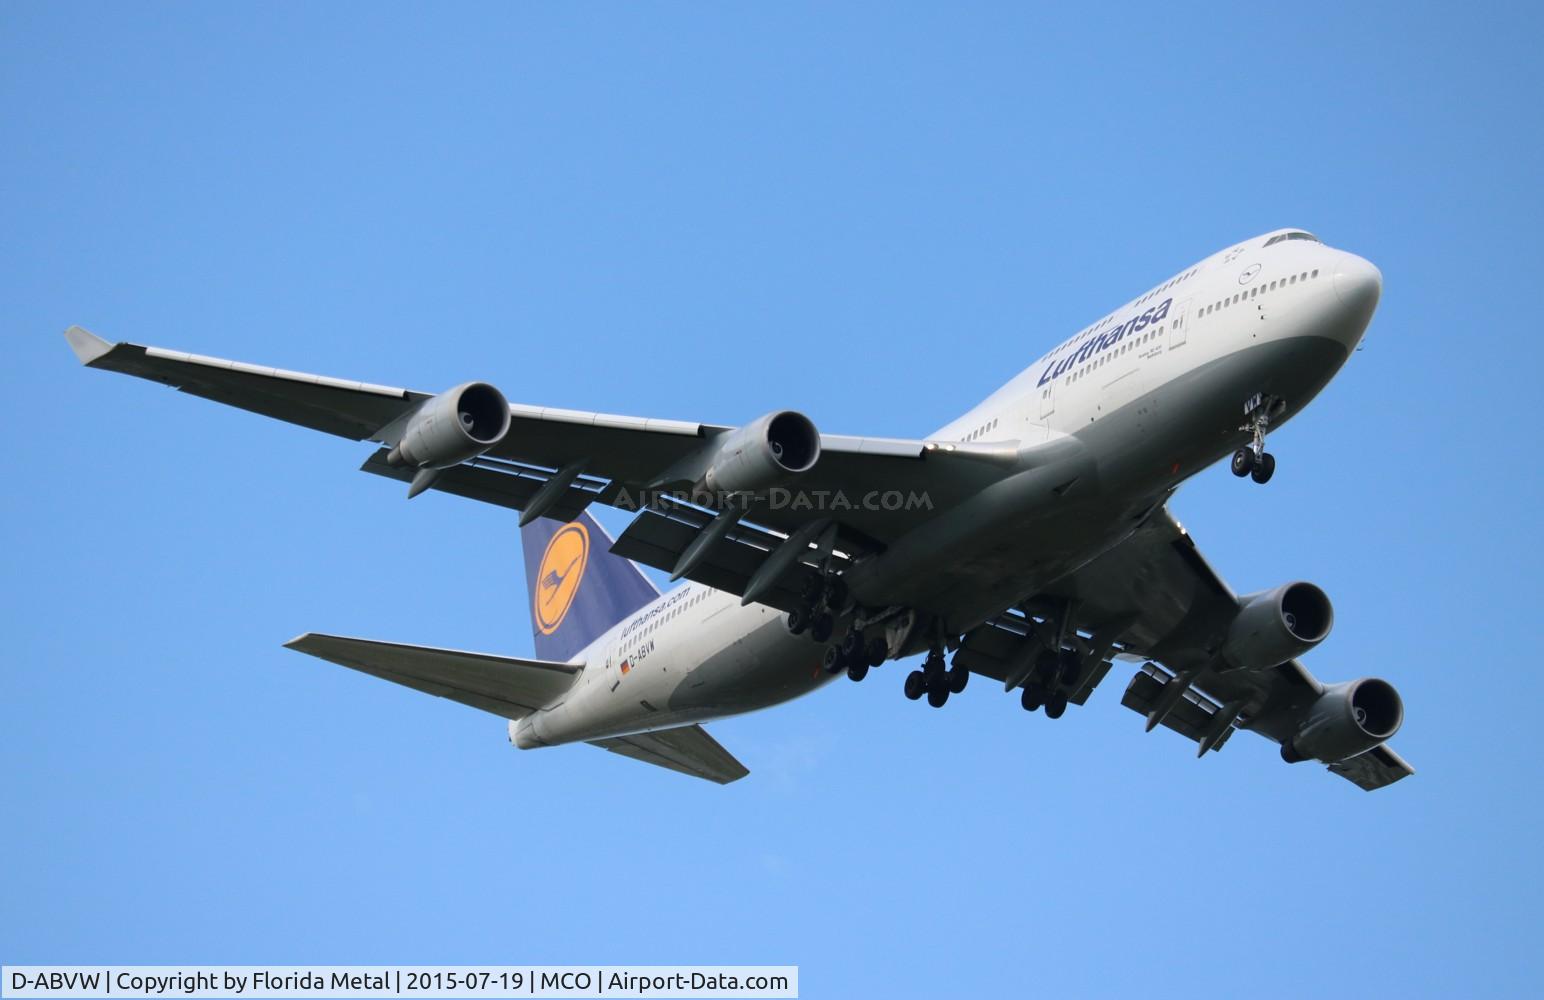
[66,326,1011,544]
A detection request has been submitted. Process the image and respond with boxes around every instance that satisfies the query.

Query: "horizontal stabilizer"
[588,725,749,784]
[284,633,579,719]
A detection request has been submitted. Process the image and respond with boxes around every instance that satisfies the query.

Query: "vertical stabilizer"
[519,511,659,661]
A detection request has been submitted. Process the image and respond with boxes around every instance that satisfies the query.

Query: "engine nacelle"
[387,382,511,470]
[1222,582,1334,668]
[700,410,821,493]
[1282,678,1404,764]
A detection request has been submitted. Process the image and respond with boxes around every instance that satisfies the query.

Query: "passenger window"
[1312,269,1319,278]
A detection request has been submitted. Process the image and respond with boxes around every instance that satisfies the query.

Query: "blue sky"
[5,3,1543,996]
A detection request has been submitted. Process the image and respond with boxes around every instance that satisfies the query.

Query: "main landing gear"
[823,628,887,683]
[786,574,845,644]
[1232,393,1282,485]
[1019,647,1078,719]
[903,646,969,708]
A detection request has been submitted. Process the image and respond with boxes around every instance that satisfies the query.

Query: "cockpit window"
[1264,231,1320,247]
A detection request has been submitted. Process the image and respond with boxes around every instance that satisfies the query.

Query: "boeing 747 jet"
[65,228,1411,789]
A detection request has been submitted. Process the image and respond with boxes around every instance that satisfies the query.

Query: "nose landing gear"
[1232,394,1283,485]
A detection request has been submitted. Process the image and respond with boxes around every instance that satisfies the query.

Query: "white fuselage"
[514,230,1382,750]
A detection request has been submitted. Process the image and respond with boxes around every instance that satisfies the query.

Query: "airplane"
[63,227,1412,789]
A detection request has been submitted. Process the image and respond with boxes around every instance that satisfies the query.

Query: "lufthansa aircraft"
[65,228,1412,789]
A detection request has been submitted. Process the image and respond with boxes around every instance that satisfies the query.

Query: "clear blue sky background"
[5,3,1542,997]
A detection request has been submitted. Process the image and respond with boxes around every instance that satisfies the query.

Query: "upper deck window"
[1264,231,1320,247]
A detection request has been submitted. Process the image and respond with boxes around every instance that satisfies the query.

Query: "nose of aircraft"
[1333,252,1383,314]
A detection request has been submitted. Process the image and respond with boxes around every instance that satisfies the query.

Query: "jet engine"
[386,382,511,470]
[1281,678,1404,764]
[1222,582,1334,668]
[701,410,821,493]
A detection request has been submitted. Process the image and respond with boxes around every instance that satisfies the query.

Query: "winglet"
[64,325,114,365]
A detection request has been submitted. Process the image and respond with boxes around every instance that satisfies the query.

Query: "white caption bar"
[1,967,798,999]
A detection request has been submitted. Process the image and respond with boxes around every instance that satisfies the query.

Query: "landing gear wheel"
[904,670,927,701]
[786,605,810,636]
[927,684,950,708]
[1044,693,1068,719]
[847,661,869,683]
[1251,452,1276,484]
[822,645,845,675]
[841,631,866,662]
[1021,686,1043,712]
[800,576,824,604]
[865,637,888,668]
[1231,448,1255,477]
[810,613,834,644]
[947,664,969,694]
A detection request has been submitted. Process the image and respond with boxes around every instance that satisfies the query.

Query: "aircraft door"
[1169,299,1190,348]
[1038,378,1055,419]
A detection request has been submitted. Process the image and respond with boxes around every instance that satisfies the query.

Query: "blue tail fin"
[520,511,659,662]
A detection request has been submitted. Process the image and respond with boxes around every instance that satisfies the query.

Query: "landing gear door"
[1169,299,1190,348]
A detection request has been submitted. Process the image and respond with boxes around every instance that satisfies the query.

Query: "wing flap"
[359,448,610,521]
[609,504,819,612]
[284,633,579,719]
[588,725,749,784]
[1119,662,1237,752]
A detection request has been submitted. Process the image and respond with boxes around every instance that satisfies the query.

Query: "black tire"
[841,630,866,661]
[847,661,869,683]
[904,670,927,701]
[948,664,969,694]
[866,637,888,667]
[786,605,810,636]
[923,652,946,684]
[1021,686,1043,712]
[822,645,845,675]
[1251,452,1276,484]
[1231,448,1255,477]
[927,685,950,708]
[1044,693,1068,719]
[811,613,834,643]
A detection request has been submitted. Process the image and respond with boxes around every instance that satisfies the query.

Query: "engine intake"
[387,382,511,470]
[1222,582,1334,668]
[701,410,821,494]
[1282,678,1404,764]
